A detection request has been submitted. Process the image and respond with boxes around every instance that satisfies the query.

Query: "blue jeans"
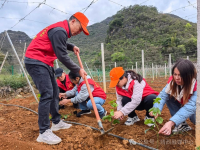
[25,64,61,134]
[166,97,196,125]
[79,97,105,117]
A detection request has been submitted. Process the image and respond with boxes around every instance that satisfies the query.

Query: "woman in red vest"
[149,59,196,135]
[59,71,107,118]
[109,67,159,126]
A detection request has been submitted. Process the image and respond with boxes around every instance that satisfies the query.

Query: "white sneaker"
[144,116,155,127]
[36,129,61,145]
[125,116,140,126]
[51,120,72,131]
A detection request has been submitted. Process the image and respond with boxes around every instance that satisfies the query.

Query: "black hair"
[69,15,79,22]
[68,71,81,80]
[119,70,143,83]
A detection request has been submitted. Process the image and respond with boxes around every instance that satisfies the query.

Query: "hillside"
[95,5,197,68]
[0,30,31,65]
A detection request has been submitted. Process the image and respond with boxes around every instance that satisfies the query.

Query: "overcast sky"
[0,0,197,38]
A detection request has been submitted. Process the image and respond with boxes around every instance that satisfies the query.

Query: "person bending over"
[109,67,159,126]
[24,12,89,144]
[59,71,107,118]
[150,59,196,135]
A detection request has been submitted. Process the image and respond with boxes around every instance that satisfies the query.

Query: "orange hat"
[73,12,89,35]
[109,67,125,88]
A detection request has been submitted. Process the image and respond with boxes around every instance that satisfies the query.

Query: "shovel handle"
[76,53,101,121]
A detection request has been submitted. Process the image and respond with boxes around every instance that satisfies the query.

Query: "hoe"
[76,53,114,135]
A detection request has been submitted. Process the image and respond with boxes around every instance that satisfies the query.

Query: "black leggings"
[121,94,157,118]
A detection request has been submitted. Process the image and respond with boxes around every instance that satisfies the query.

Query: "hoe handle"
[76,53,101,121]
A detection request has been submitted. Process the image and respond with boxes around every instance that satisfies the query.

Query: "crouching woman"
[109,67,159,126]
[150,59,197,135]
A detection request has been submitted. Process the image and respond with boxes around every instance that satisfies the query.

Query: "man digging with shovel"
[24,12,89,145]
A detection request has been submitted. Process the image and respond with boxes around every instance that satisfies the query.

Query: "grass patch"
[0,75,28,90]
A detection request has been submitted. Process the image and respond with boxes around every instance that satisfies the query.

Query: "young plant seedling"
[102,100,120,126]
[37,94,41,101]
[60,114,70,120]
[196,146,200,150]
[144,97,163,148]
[63,115,68,119]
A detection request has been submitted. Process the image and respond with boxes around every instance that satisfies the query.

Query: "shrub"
[0,75,27,90]
[111,52,125,61]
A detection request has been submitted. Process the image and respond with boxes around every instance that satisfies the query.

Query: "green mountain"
[0,30,31,70]
[92,5,197,68]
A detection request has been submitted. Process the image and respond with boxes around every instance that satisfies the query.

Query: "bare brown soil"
[0,77,195,150]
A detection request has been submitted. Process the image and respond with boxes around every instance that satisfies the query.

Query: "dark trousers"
[122,94,157,118]
[25,64,60,134]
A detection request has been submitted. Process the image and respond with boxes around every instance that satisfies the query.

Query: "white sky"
[0,0,197,37]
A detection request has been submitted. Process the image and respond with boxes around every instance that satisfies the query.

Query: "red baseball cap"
[73,12,89,35]
[109,67,125,88]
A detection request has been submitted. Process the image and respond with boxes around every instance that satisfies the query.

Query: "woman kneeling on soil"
[149,59,196,135]
[59,71,107,118]
[109,67,159,126]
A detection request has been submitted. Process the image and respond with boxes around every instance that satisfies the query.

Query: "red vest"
[57,74,74,91]
[77,79,107,100]
[167,76,197,104]
[116,79,159,99]
[25,20,70,67]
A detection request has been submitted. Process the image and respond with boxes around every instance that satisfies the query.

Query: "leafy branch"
[196,146,200,150]
[102,100,120,126]
[144,97,163,148]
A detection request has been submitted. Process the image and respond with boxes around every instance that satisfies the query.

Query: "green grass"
[0,74,28,90]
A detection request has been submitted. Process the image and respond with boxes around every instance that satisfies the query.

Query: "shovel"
[76,53,114,135]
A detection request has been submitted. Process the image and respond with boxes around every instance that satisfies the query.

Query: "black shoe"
[73,111,77,115]
[76,110,91,117]
[59,105,65,110]
[73,103,79,109]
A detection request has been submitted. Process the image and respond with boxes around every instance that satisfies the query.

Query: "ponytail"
[119,70,143,83]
